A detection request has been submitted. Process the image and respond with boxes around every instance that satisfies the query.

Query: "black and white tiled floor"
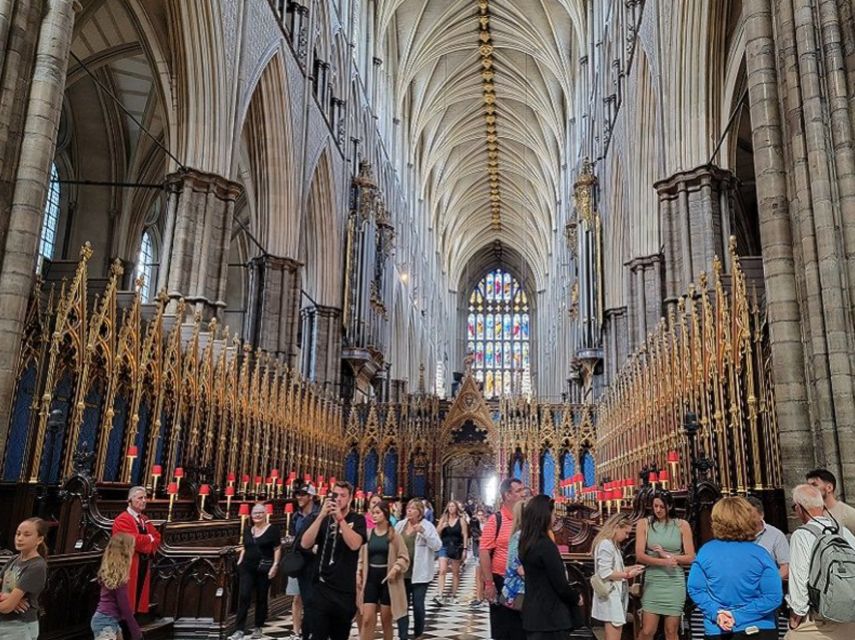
[263,559,489,640]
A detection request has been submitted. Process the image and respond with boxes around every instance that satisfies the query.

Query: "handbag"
[498,592,525,612]
[590,573,614,598]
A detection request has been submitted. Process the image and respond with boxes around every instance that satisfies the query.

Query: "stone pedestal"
[158,168,242,318]
[244,255,301,362]
[656,165,736,300]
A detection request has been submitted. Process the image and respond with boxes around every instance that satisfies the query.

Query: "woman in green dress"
[635,491,695,640]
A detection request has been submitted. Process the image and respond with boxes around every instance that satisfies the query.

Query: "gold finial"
[80,241,94,261]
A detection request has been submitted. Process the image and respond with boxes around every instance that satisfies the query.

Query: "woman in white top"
[394,499,442,640]
[591,513,644,640]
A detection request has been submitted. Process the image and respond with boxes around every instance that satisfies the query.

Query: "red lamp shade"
[265,476,272,485]
[626,477,636,487]
[276,478,283,486]
[239,503,251,516]
[152,465,163,476]
[127,446,138,457]
[658,469,670,482]
[611,489,623,501]
[356,490,364,499]
[254,476,262,485]
[167,482,178,495]
[199,484,211,496]
[329,476,336,486]
[649,471,659,483]
[597,491,606,502]
[227,472,236,482]
[242,474,250,483]
[667,450,680,463]
[285,503,294,514]
[271,469,279,479]
[319,486,328,497]
[174,467,184,478]
[225,486,235,497]
[288,470,297,481]
[317,475,325,485]
[304,473,312,483]
[398,486,404,494]
[265,503,274,514]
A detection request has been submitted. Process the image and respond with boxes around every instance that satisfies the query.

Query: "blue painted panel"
[561,451,576,480]
[363,449,378,493]
[582,450,596,487]
[541,450,555,496]
[3,365,37,481]
[383,448,398,496]
[513,458,524,481]
[40,373,73,484]
[78,385,103,457]
[104,395,128,481]
[345,449,359,486]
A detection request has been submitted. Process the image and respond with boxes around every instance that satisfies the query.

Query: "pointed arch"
[303,149,342,307]
[239,52,299,256]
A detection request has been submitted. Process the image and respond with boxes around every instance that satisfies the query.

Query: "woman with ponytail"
[0,517,49,639]
[91,534,142,640]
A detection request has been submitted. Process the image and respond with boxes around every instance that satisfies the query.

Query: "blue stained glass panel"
[476,314,484,340]
[485,342,493,368]
[486,314,494,341]
[467,314,475,340]
[522,314,530,339]
[486,273,494,301]
[494,313,503,340]
[495,343,502,368]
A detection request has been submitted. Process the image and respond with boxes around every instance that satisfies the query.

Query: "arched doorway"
[441,429,495,506]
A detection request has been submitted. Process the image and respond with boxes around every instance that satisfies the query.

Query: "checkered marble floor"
[263,558,490,640]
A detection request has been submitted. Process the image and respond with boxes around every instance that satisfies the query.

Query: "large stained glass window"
[467,268,531,398]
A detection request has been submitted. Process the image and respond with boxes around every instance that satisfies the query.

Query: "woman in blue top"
[687,497,782,640]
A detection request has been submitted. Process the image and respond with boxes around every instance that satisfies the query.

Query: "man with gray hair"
[785,484,855,639]
[112,485,161,613]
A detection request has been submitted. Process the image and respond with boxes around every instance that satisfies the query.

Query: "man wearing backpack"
[786,484,855,639]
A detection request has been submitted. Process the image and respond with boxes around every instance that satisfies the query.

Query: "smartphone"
[745,626,759,635]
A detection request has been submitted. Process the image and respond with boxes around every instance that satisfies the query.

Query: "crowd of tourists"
[2,468,855,640]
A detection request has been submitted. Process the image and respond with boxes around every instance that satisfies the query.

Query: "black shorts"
[363,566,391,606]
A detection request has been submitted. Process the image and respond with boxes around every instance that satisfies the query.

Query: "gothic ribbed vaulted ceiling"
[379,0,583,287]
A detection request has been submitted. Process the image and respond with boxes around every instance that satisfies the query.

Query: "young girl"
[91,534,142,640]
[0,517,49,640]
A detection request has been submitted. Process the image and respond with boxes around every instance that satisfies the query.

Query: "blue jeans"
[397,579,428,640]
[0,620,39,640]
[91,611,122,639]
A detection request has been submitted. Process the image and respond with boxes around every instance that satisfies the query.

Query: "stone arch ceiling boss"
[377,0,584,289]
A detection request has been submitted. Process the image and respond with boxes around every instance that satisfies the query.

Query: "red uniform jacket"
[112,510,162,613]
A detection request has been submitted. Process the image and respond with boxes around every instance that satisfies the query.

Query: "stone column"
[603,307,628,384]
[158,168,242,318]
[0,0,79,463]
[626,255,663,349]
[312,305,342,388]
[244,255,301,363]
[656,165,736,300]
[743,0,813,493]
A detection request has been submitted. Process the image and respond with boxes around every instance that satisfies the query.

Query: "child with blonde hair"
[91,534,142,640]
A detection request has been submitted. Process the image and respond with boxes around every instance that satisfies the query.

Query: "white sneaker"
[250,629,264,640]
[227,632,245,640]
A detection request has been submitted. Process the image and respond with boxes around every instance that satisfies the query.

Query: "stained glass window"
[37,163,61,272]
[136,230,155,301]
[465,268,531,398]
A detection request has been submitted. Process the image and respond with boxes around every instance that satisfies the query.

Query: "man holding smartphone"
[300,481,366,640]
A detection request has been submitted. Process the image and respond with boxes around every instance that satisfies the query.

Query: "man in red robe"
[112,485,161,613]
